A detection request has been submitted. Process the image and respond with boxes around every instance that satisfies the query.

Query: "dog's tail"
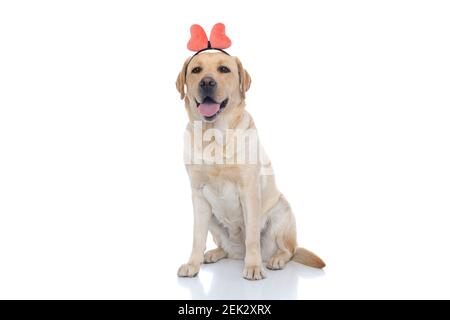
[292,247,326,269]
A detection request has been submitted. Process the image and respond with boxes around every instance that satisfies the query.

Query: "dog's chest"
[201,178,244,229]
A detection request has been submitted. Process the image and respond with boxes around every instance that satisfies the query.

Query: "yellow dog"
[176,24,325,280]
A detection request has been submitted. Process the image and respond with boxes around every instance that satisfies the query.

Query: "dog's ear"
[176,57,190,99]
[235,57,251,99]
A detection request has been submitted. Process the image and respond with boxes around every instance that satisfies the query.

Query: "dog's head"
[176,52,251,123]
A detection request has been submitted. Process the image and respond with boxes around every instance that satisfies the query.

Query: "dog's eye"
[191,67,202,74]
[218,66,231,73]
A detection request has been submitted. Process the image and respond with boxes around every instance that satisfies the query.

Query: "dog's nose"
[199,77,216,89]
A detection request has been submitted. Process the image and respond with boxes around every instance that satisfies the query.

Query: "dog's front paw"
[177,263,200,277]
[243,265,265,280]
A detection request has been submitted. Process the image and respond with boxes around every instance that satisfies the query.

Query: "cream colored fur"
[176,52,325,280]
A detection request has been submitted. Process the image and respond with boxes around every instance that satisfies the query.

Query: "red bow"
[187,23,232,52]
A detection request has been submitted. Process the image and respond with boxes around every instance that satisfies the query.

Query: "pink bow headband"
[184,23,232,77]
[187,23,232,52]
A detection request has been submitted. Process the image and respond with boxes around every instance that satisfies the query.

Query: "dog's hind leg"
[266,228,296,270]
[264,195,326,269]
[264,195,297,270]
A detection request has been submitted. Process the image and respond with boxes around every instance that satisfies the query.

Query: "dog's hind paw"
[266,254,289,270]
[204,248,227,264]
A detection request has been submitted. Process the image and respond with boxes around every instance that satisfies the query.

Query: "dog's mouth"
[196,97,229,121]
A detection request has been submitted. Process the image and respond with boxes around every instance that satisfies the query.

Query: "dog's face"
[176,52,251,122]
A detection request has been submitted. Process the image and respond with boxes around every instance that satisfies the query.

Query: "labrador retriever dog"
[176,52,325,280]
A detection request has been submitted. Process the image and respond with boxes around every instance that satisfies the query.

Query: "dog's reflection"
[177,259,325,299]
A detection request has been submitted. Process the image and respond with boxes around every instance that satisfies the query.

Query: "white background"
[1,1,449,299]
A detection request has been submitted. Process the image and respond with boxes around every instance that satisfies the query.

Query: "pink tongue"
[198,103,220,117]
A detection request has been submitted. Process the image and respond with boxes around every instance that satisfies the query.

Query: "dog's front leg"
[178,188,212,277]
[240,182,265,280]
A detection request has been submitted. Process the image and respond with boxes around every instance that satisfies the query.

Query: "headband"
[184,23,232,77]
